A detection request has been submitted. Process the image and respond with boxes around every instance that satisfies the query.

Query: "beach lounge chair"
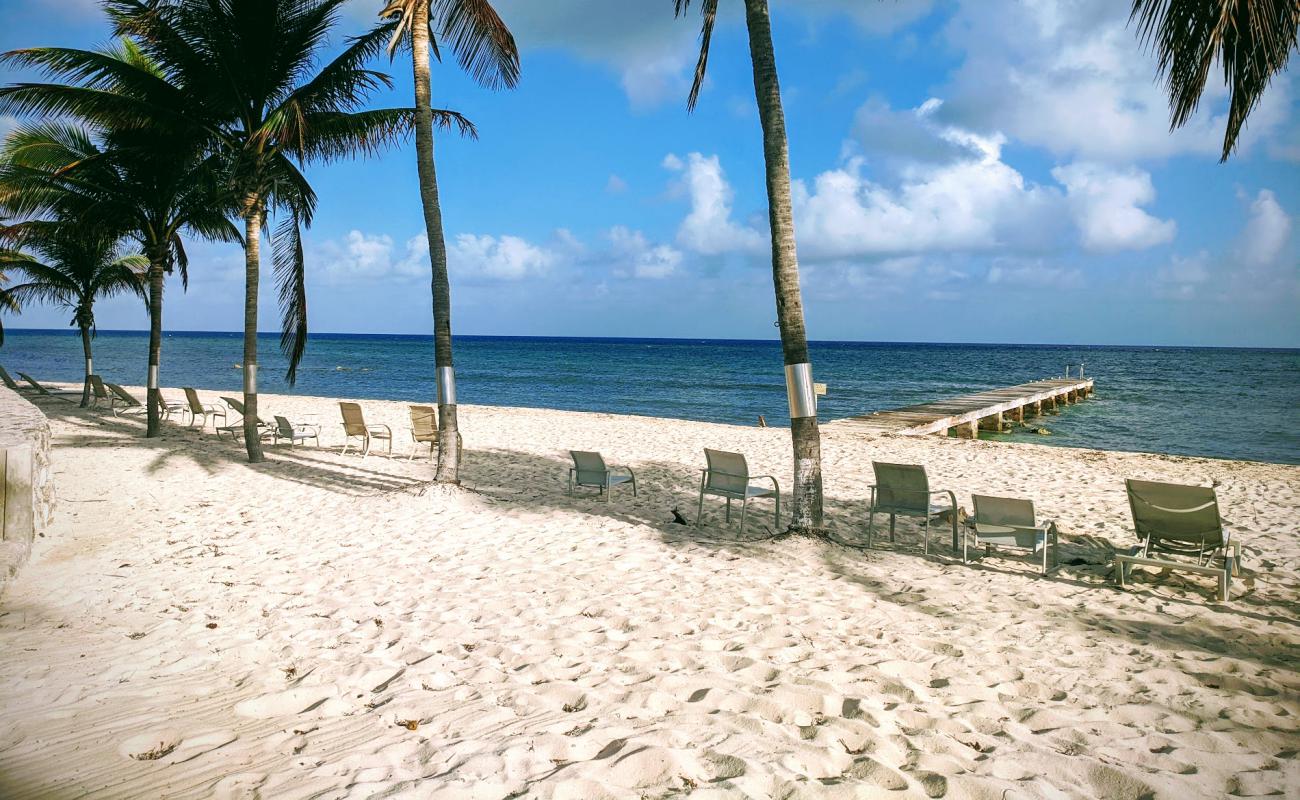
[17,372,79,401]
[1115,479,1242,602]
[567,450,637,502]
[0,365,35,393]
[182,387,227,429]
[88,375,115,410]
[866,462,959,556]
[406,404,463,461]
[272,415,320,448]
[339,402,392,457]
[964,494,1059,575]
[217,396,274,440]
[696,448,779,533]
[104,382,146,415]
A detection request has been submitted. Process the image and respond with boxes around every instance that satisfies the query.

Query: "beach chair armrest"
[615,465,636,481]
[928,489,958,508]
[753,475,780,493]
[369,424,393,437]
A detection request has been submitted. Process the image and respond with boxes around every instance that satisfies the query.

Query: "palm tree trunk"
[242,200,264,463]
[743,0,823,532]
[411,0,460,485]
[146,255,165,436]
[78,319,93,408]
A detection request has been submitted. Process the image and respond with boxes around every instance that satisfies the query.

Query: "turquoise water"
[3,329,1298,465]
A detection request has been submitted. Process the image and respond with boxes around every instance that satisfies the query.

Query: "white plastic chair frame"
[567,450,637,503]
[865,462,959,556]
[696,448,779,534]
[963,494,1059,575]
[183,387,227,429]
[272,415,320,448]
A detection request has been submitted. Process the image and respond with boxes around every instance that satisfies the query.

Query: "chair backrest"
[183,387,204,413]
[0,365,20,390]
[339,402,366,435]
[18,373,48,394]
[274,415,295,436]
[872,462,930,513]
[1126,479,1224,552]
[704,449,750,495]
[972,494,1035,528]
[569,450,608,484]
[221,396,245,415]
[89,375,109,399]
[410,405,437,439]
[105,382,141,406]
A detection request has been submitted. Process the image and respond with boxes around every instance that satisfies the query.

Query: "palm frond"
[1131,0,1300,161]
[272,210,308,385]
[431,0,520,90]
[674,0,720,112]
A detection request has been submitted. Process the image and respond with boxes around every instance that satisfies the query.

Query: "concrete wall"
[1,386,54,589]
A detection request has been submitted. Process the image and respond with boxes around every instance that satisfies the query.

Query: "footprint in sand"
[234,686,338,719]
[163,730,238,765]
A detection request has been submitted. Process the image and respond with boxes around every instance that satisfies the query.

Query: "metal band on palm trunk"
[246,364,257,394]
[785,362,816,419]
[437,366,456,405]
[148,364,158,390]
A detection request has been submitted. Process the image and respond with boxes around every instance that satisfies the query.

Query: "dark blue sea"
[3,329,1298,465]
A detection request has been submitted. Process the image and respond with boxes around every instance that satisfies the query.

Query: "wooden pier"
[826,376,1095,439]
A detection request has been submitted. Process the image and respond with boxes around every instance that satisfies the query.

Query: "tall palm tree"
[0,115,235,435]
[0,265,18,346]
[104,0,466,462]
[0,221,147,406]
[1130,0,1299,161]
[378,0,518,484]
[676,0,823,533]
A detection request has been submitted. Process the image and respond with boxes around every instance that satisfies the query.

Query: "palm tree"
[0,221,146,406]
[378,0,518,484]
[104,0,466,462]
[676,0,824,533]
[1130,0,1299,161]
[0,115,236,435]
[0,265,18,346]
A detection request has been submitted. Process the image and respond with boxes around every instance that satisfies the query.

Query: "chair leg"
[696,478,706,529]
[889,514,896,542]
[773,494,779,531]
[605,478,612,504]
[923,515,930,557]
[739,497,748,535]
[867,510,875,548]
[725,497,731,523]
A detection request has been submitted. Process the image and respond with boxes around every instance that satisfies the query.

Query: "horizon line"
[5,327,1298,352]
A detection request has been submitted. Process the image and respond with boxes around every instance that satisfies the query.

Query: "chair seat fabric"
[972,523,1047,551]
[577,473,633,488]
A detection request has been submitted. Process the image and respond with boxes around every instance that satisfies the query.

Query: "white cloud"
[605,174,628,194]
[665,152,766,256]
[1052,163,1176,251]
[1156,252,1212,299]
[987,259,1083,290]
[606,226,682,279]
[313,230,424,285]
[447,233,556,281]
[1238,190,1292,266]
[933,0,1294,161]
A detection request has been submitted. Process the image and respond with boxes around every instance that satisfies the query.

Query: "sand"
[1,385,1297,799]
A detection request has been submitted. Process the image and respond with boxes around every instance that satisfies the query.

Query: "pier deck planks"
[826,378,1094,437]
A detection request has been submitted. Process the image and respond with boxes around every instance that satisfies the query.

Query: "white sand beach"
[1,385,1297,799]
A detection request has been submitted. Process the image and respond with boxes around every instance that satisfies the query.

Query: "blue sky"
[3,0,1298,347]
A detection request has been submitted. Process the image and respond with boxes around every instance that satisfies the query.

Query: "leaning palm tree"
[104,0,468,462]
[0,115,236,435]
[1130,0,1299,161]
[378,0,518,484]
[0,221,146,406]
[675,0,824,533]
[0,266,18,347]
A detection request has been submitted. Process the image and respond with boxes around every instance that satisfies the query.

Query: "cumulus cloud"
[1238,190,1292,266]
[605,226,682,279]
[447,233,556,281]
[664,152,767,256]
[932,0,1294,161]
[987,258,1083,290]
[313,230,424,285]
[1052,163,1176,251]
[1156,252,1212,299]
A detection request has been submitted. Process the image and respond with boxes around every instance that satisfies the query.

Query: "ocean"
[3,329,1298,465]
